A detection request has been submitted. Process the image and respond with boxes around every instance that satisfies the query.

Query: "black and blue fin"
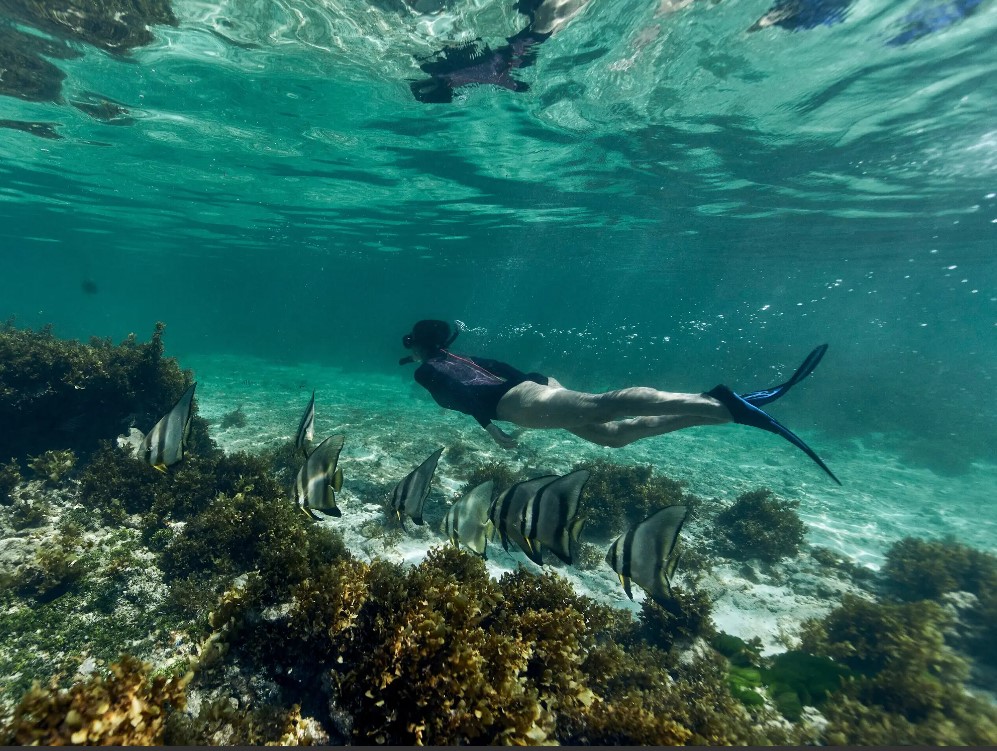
[707,384,841,485]
[740,344,827,406]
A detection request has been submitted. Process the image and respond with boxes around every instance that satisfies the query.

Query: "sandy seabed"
[188,353,997,654]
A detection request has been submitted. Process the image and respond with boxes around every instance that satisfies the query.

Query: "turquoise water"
[1,0,994,476]
[1,0,997,739]
[1,0,994,524]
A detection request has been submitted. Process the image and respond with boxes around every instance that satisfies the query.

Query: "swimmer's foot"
[740,344,828,406]
[706,384,841,485]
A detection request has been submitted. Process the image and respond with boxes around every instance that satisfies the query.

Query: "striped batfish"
[140,382,197,472]
[488,475,556,557]
[295,390,315,456]
[519,469,589,566]
[606,505,688,607]
[390,447,444,528]
[294,434,345,519]
[442,480,494,557]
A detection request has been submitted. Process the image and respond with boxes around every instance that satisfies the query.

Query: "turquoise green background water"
[1,0,994,472]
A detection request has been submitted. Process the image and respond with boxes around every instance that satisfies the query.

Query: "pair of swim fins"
[707,344,841,485]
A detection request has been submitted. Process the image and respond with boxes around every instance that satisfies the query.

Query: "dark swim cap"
[402,320,459,351]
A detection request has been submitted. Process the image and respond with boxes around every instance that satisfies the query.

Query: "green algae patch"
[761,651,852,721]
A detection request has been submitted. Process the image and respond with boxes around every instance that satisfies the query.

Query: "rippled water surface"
[0,0,994,470]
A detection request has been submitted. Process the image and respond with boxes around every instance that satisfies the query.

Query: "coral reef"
[4,324,995,746]
[28,449,76,486]
[632,587,716,654]
[575,459,695,540]
[8,497,48,530]
[0,655,190,745]
[810,545,876,584]
[260,440,305,486]
[881,535,997,602]
[227,546,772,745]
[880,536,997,668]
[0,322,206,462]
[0,459,23,504]
[162,494,346,613]
[9,529,93,603]
[799,593,997,743]
[714,488,806,563]
[166,700,328,746]
[455,459,520,499]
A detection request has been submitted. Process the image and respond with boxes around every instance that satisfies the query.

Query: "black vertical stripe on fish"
[520,479,551,565]
[294,433,345,519]
[391,447,444,526]
[621,526,635,599]
[498,475,556,558]
[142,382,196,469]
[295,390,315,455]
[522,469,589,566]
[606,505,688,607]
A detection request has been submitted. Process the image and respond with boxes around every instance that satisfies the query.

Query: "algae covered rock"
[714,488,806,563]
[880,536,997,669]
[799,592,997,743]
[575,459,694,540]
[0,459,23,505]
[0,655,190,745]
[0,322,200,463]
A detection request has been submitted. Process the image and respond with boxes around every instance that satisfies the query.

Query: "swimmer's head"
[400,319,459,363]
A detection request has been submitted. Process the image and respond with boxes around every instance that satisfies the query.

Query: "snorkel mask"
[399,320,460,365]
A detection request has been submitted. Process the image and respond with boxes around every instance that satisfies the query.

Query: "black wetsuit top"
[414,350,547,428]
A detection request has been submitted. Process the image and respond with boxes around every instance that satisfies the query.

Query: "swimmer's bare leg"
[496,381,731,428]
[568,415,726,448]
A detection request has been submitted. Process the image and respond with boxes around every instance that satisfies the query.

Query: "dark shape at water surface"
[81,278,99,294]
[0,26,78,102]
[71,93,135,125]
[886,0,983,45]
[0,0,176,102]
[0,0,177,52]
[748,0,852,31]
[0,120,62,139]
[410,29,549,103]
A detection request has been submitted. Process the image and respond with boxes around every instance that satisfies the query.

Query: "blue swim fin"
[740,344,828,406]
[707,384,841,485]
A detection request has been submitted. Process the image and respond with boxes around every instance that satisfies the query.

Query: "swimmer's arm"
[484,422,518,449]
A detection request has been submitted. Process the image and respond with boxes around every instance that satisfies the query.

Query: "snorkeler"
[410,0,589,102]
[399,320,840,483]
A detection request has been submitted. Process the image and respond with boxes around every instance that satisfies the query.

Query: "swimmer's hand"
[485,423,518,449]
